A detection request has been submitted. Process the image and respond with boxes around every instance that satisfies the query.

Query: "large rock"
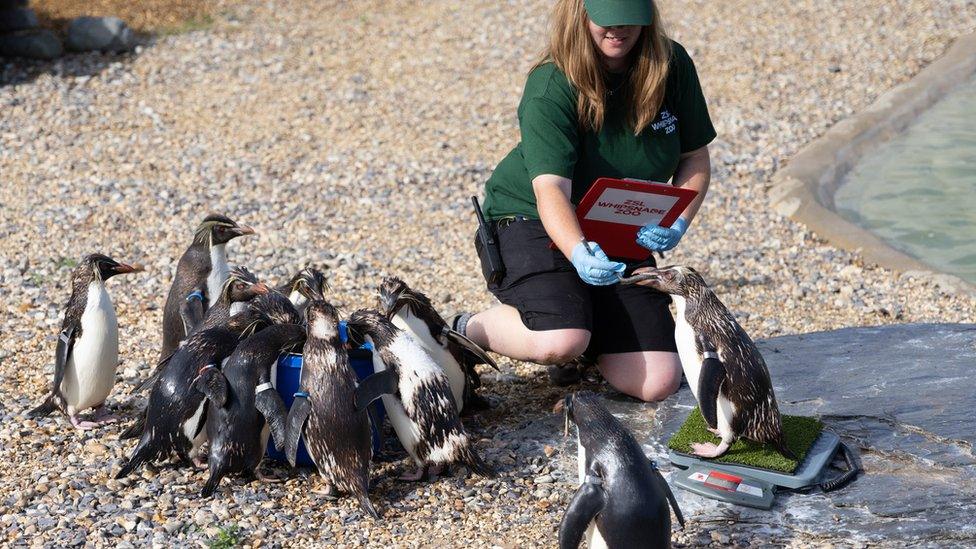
[65,16,135,53]
[0,29,62,60]
[0,7,38,32]
[554,323,976,546]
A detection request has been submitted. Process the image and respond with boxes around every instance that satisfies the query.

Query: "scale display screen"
[703,471,741,491]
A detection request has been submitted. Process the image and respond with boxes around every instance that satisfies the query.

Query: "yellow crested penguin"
[158,214,254,362]
[283,301,378,519]
[278,266,329,318]
[348,309,493,481]
[377,277,497,414]
[621,266,795,460]
[28,254,143,429]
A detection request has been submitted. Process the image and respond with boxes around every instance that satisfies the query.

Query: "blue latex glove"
[571,241,626,286]
[636,218,689,252]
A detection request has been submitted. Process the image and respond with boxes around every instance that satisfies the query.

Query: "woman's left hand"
[636,218,688,252]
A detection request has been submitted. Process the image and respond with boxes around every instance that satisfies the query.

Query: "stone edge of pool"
[768,32,976,298]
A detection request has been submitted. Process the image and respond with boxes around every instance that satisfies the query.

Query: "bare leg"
[465,305,589,365]
[255,469,282,483]
[596,352,682,402]
[69,414,99,430]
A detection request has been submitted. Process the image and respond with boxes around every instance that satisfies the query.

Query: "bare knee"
[598,352,682,402]
[527,330,590,365]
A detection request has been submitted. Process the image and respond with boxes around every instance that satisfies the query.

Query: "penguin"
[28,254,143,429]
[199,323,304,498]
[251,286,303,327]
[555,391,684,549]
[158,214,255,362]
[282,300,378,519]
[278,266,329,318]
[126,266,270,416]
[181,266,270,337]
[116,307,269,479]
[621,266,795,460]
[347,309,492,481]
[377,276,497,414]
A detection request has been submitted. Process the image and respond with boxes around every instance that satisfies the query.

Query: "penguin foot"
[255,470,283,483]
[398,466,428,482]
[312,484,340,500]
[70,416,100,430]
[690,441,730,459]
[192,457,207,469]
[707,427,721,436]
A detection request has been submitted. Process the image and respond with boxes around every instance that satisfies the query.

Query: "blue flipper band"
[584,474,603,485]
[294,391,309,399]
[338,320,348,343]
[186,291,204,302]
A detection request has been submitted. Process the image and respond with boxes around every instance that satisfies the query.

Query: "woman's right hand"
[571,241,625,285]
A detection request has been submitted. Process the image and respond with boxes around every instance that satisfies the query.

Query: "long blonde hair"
[534,0,672,135]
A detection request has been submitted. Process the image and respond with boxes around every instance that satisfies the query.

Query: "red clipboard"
[576,177,697,259]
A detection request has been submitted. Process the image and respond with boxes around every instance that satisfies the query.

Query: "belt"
[494,215,533,229]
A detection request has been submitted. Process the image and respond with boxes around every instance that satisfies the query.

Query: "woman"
[458,0,714,402]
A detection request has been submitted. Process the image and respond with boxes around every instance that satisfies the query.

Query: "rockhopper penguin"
[116,307,270,478]
[621,266,795,460]
[122,266,270,438]
[199,323,304,498]
[377,276,497,414]
[28,254,143,429]
[158,214,254,363]
[348,309,493,481]
[555,391,684,549]
[283,301,378,519]
[278,266,329,318]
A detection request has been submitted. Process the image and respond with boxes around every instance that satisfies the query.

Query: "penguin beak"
[232,224,256,237]
[252,282,270,295]
[113,263,144,274]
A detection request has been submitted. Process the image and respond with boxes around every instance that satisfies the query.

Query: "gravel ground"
[2,0,975,547]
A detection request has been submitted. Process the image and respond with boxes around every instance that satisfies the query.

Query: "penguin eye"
[234,282,247,291]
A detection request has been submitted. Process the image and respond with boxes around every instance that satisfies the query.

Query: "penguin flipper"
[53,325,76,399]
[256,389,288,449]
[194,368,228,408]
[354,369,399,412]
[558,480,606,549]
[698,356,726,430]
[649,463,685,529]
[442,328,499,371]
[179,295,205,335]
[284,394,312,467]
[134,351,174,393]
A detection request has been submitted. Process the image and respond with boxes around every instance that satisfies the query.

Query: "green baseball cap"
[584,0,653,27]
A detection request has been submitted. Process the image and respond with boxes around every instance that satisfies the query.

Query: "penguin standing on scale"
[28,254,143,429]
[348,309,492,481]
[377,276,497,413]
[622,266,795,460]
[158,214,255,362]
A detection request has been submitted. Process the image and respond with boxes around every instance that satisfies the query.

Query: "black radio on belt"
[471,196,505,286]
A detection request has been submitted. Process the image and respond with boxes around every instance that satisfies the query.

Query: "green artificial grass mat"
[667,407,824,474]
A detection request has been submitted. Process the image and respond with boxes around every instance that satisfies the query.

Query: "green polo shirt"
[482,40,715,219]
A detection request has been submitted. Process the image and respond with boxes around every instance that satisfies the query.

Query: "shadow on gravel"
[0,44,142,88]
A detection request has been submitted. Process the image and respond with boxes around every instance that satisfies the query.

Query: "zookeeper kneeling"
[455,0,715,402]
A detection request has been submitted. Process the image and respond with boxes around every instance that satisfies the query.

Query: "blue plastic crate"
[265,342,385,466]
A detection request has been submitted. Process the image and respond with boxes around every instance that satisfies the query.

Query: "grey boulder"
[65,16,135,53]
[0,7,38,32]
[0,29,62,60]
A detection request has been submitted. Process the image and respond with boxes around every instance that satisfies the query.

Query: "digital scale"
[669,430,859,509]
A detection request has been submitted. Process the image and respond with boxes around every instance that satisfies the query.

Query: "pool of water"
[835,75,976,284]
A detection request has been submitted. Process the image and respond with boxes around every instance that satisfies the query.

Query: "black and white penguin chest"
[389,308,465,409]
[62,282,119,414]
[367,331,466,464]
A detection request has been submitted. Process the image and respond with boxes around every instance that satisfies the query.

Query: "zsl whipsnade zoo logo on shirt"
[652,110,677,134]
[584,188,680,226]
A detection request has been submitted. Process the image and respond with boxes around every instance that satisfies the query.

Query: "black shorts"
[475,218,677,358]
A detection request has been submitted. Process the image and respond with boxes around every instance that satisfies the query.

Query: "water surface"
[836,75,976,283]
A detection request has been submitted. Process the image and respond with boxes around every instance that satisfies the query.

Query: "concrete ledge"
[769,33,976,297]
